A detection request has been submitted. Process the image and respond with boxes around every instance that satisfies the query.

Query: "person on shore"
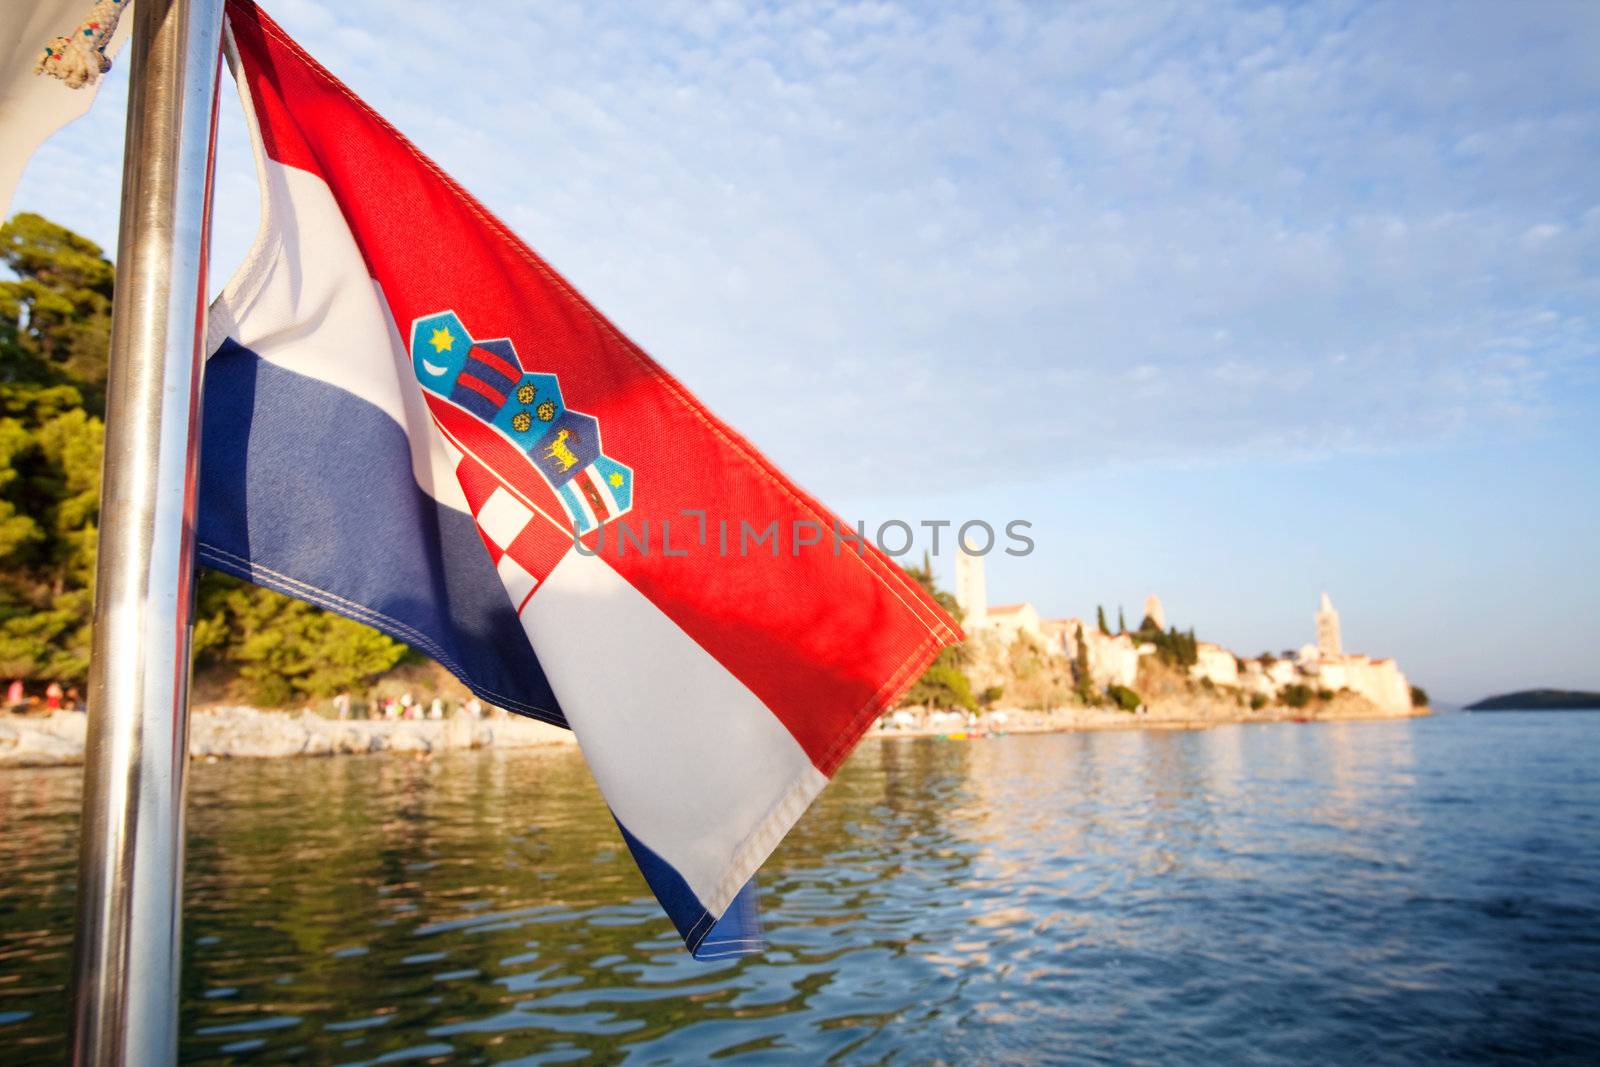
[428,697,443,720]
[465,696,482,720]
[65,686,82,712]
[333,690,351,720]
[400,691,415,720]
[6,678,22,712]
[45,682,62,711]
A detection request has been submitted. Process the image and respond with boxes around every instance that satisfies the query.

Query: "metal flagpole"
[70,0,225,1063]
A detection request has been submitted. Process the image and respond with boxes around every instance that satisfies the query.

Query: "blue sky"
[12,0,1598,702]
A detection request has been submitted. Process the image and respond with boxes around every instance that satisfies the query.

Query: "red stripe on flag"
[468,344,521,383]
[456,372,507,406]
[454,453,501,515]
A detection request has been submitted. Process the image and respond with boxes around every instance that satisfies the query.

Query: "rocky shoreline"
[3,692,1430,769]
[874,690,1431,740]
[0,705,576,768]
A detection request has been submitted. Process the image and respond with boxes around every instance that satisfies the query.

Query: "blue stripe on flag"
[613,816,765,959]
[463,359,516,395]
[198,339,567,726]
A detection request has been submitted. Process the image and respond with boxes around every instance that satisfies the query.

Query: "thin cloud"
[12,0,1598,499]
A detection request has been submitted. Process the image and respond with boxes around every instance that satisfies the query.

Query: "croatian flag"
[201,2,959,957]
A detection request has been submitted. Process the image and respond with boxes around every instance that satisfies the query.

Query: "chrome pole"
[70,0,224,1063]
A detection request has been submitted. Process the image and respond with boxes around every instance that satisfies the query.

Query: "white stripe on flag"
[520,548,827,918]
[496,555,537,613]
[208,150,469,516]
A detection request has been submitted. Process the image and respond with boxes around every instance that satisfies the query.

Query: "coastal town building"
[1235,595,1410,714]
[1059,621,1144,688]
[1316,592,1342,657]
[955,548,987,628]
[953,571,1413,717]
[984,603,1045,644]
[1081,627,1145,684]
[1191,641,1239,687]
[1143,593,1166,631]
[956,552,1045,644]
[1308,654,1411,714]
[1040,617,1076,652]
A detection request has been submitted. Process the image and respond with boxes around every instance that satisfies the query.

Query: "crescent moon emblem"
[421,359,449,376]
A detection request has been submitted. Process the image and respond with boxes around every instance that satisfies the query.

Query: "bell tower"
[1316,592,1342,657]
[955,545,986,627]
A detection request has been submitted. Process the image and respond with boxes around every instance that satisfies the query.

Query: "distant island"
[1466,690,1600,711]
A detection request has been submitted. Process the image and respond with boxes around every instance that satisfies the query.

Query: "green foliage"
[898,555,975,711]
[1,213,114,414]
[1316,688,1335,701]
[1250,692,1268,710]
[1106,684,1141,712]
[978,685,1004,708]
[1096,604,1109,635]
[0,216,114,682]
[194,574,408,705]
[903,551,962,624]
[1279,684,1313,709]
[1117,605,1126,633]
[1410,685,1429,708]
[1139,622,1198,668]
[902,660,977,712]
[1073,623,1096,704]
[0,212,412,700]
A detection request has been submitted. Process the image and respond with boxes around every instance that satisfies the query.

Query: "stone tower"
[955,546,987,627]
[1316,592,1342,657]
[1143,593,1166,631]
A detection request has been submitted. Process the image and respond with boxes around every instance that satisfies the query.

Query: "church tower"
[955,546,987,627]
[1143,593,1166,631]
[1316,592,1342,657]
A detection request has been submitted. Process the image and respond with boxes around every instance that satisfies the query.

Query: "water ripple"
[1,715,1598,1062]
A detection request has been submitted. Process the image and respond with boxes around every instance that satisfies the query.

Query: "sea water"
[1,712,1597,1064]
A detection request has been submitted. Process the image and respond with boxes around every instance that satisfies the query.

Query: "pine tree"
[1096,604,1110,635]
[896,555,974,710]
[1074,623,1095,704]
[1,212,411,697]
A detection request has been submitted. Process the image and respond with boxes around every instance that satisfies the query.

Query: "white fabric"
[208,157,470,516]
[495,555,537,609]
[520,547,827,918]
[477,488,533,550]
[0,0,130,215]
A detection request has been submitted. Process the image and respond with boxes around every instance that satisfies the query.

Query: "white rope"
[33,0,131,89]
